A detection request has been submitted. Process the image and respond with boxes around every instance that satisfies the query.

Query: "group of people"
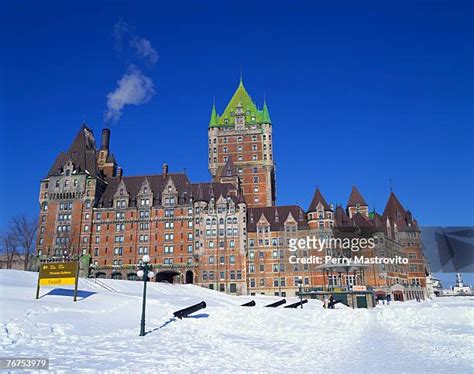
[323,295,341,309]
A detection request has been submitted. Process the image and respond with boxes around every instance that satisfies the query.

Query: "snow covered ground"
[1,270,473,373]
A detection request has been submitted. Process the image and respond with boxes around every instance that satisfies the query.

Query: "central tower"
[208,78,276,207]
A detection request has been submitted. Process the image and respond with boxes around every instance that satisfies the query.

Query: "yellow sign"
[36,262,80,301]
[39,277,76,286]
[39,262,78,284]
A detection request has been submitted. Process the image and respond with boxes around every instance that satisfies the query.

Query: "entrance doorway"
[185,270,193,284]
[156,270,179,283]
[393,291,404,301]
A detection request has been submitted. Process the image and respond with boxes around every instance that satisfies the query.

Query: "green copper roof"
[209,80,272,127]
[262,100,271,123]
[209,103,218,127]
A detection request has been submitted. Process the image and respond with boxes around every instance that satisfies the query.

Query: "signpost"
[36,262,80,301]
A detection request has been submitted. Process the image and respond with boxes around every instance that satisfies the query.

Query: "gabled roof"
[347,185,367,207]
[221,157,238,177]
[98,173,192,208]
[308,188,331,212]
[247,206,309,232]
[191,182,239,204]
[47,125,100,177]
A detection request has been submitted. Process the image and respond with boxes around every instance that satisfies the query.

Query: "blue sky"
[1,1,473,286]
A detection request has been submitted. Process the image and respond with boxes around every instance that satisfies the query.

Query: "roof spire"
[347,185,368,207]
[209,101,218,127]
[239,65,243,85]
[262,98,271,124]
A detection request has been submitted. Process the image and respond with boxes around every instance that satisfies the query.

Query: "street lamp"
[297,275,303,309]
[138,254,154,336]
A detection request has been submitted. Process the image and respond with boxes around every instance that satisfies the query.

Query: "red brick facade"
[36,80,428,300]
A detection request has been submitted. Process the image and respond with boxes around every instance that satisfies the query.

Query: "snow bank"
[1,270,473,372]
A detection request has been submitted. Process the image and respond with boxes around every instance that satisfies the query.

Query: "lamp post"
[297,275,303,309]
[137,254,154,337]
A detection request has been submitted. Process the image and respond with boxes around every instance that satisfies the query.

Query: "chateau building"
[36,79,428,302]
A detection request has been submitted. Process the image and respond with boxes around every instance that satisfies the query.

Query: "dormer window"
[246,110,250,115]
[230,111,234,116]
[225,119,229,124]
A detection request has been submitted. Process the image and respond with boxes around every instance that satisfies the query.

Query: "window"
[253,176,259,183]
[230,255,235,264]
[237,136,243,142]
[209,256,215,264]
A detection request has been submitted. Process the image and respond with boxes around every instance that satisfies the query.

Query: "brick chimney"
[101,128,110,151]
[162,163,168,178]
